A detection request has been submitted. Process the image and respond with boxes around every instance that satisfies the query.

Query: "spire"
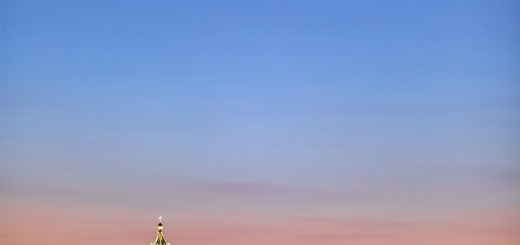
[151,216,170,245]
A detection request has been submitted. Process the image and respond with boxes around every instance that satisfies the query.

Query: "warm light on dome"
[151,216,170,245]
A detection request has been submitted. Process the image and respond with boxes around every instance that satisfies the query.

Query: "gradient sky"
[0,0,519,244]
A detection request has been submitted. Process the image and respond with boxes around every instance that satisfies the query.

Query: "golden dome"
[151,216,169,245]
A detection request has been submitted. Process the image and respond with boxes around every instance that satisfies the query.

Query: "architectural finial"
[152,216,169,245]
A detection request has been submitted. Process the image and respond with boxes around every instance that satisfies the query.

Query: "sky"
[0,0,519,244]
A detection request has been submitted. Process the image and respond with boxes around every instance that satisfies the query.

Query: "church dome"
[151,217,170,245]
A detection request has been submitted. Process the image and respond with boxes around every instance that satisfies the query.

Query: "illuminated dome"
[151,216,170,245]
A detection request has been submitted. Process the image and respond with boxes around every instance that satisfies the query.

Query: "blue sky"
[1,1,519,244]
